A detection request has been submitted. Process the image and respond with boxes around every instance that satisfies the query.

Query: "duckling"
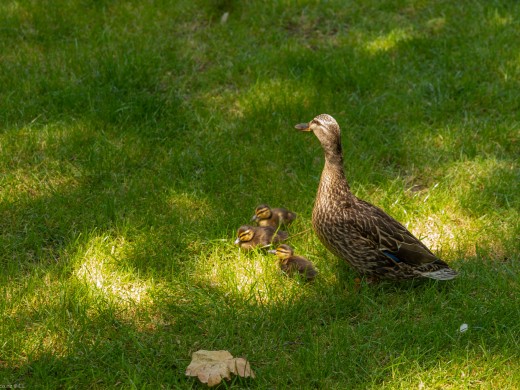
[234,225,288,250]
[251,204,297,228]
[268,244,318,282]
[294,114,458,281]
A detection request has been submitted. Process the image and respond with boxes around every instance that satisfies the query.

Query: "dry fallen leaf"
[228,356,254,377]
[185,350,255,387]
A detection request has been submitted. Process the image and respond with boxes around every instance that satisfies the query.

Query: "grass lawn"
[1,0,519,388]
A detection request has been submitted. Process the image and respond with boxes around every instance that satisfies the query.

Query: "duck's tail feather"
[420,268,458,280]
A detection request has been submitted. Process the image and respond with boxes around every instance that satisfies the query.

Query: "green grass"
[1,0,519,388]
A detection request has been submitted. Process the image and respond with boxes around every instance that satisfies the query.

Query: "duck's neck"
[320,156,350,188]
[312,131,353,206]
[317,151,352,200]
[324,142,344,166]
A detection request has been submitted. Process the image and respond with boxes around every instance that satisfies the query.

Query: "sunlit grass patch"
[409,212,462,254]
[489,10,513,27]
[235,78,312,119]
[74,234,150,307]
[373,352,520,389]
[191,243,312,306]
[365,28,415,54]
[165,191,214,223]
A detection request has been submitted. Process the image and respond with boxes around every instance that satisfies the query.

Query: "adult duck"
[295,114,457,281]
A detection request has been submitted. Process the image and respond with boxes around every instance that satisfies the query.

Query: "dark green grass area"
[1,0,519,388]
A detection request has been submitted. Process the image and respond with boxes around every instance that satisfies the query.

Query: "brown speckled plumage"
[295,114,458,281]
[268,244,318,281]
[234,225,288,250]
[252,204,297,228]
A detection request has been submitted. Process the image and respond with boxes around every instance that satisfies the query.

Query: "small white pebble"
[459,323,468,333]
[221,12,229,24]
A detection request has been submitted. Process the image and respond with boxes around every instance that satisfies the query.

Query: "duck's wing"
[354,199,443,266]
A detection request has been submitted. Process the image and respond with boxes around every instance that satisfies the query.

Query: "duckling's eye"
[239,230,252,240]
[257,208,269,218]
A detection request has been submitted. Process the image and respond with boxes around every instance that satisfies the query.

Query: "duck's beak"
[295,122,311,131]
[267,249,276,254]
[234,238,240,245]
[251,214,258,222]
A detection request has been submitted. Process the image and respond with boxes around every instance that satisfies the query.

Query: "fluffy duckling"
[234,225,288,250]
[251,204,297,228]
[268,244,318,281]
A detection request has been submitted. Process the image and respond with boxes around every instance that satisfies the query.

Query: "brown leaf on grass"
[228,357,254,377]
[185,350,255,387]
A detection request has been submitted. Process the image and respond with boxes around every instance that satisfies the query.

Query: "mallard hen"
[234,225,288,250]
[268,244,318,281]
[251,204,297,228]
[294,114,458,281]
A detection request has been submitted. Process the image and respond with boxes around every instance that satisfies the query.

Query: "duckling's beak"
[234,238,240,245]
[251,214,258,222]
[295,122,311,132]
[267,249,276,254]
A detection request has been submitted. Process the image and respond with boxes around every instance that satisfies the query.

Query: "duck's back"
[313,185,456,279]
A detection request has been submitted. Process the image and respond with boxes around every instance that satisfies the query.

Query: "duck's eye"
[310,120,321,130]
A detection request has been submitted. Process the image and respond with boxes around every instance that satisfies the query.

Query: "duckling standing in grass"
[234,225,288,250]
[251,204,297,228]
[295,114,458,281]
[268,244,318,282]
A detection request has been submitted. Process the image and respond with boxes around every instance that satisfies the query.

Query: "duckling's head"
[295,114,342,161]
[267,244,294,259]
[234,225,255,244]
[251,204,272,222]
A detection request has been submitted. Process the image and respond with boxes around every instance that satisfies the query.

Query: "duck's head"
[267,244,294,259]
[295,114,342,160]
[234,225,254,244]
[251,204,272,222]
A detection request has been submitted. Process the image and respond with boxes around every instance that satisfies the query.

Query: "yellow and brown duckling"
[234,225,288,250]
[251,204,297,228]
[295,114,458,281]
[268,244,318,282]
